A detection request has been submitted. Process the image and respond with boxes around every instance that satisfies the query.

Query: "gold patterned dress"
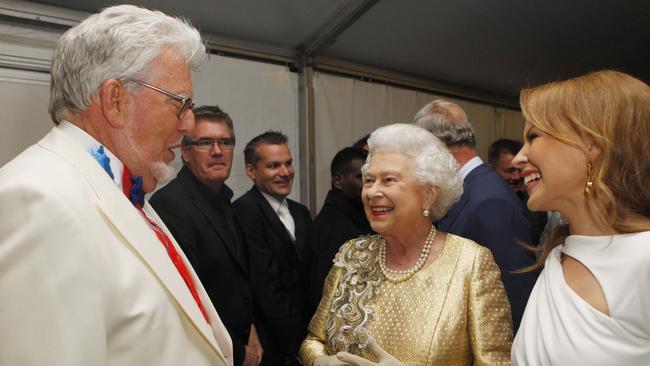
[300,234,512,366]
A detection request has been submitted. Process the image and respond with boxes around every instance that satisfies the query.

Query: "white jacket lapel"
[144,203,233,360]
[39,128,230,364]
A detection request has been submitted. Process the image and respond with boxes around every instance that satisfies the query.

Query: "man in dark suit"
[233,131,311,366]
[488,138,548,246]
[414,100,538,331]
[150,106,263,366]
[303,147,373,315]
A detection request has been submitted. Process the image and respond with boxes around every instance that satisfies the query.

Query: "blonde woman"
[512,70,650,365]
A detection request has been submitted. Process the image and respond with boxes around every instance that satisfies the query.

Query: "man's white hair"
[49,4,206,124]
[362,123,463,220]
[413,100,477,148]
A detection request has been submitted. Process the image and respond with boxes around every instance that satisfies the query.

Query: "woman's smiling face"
[362,151,429,237]
[513,121,590,214]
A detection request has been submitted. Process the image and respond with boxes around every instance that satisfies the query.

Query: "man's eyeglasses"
[187,138,236,151]
[124,78,194,119]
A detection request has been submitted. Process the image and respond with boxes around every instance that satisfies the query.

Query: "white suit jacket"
[0,127,233,366]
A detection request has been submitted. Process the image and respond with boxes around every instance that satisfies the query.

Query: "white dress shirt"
[260,190,296,241]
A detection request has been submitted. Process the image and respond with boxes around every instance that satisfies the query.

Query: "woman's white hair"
[362,123,463,220]
[49,4,206,124]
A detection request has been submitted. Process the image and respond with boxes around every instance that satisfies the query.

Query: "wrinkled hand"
[335,338,404,366]
[313,355,350,366]
[243,325,263,366]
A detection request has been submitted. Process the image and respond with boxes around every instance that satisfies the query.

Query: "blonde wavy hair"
[521,70,650,268]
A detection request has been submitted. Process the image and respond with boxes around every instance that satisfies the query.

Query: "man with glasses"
[151,105,263,366]
[0,5,231,366]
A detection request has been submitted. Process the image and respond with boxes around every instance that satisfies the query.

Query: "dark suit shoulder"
[233,188,261,210]
[149,178,194,219]
[234,191,274,235]
[309,203,359,236]
[288,198,311,220]
[311,204,342,226]
[464,166,522,207]
[150,177,185,203]
[287,197,308,210]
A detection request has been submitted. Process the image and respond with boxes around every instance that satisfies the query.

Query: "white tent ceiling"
[24,0,649,108]
[24,0,650,108]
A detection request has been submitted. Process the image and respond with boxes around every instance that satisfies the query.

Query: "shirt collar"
[260,190,288,214]
[187,167,234,204]
[58,120,125,190]
[458,155,483,180]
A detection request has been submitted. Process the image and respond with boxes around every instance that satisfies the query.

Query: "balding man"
[414,100,537,331]
[0,5,231,365]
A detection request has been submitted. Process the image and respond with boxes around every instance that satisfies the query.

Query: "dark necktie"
[122,166,209,323]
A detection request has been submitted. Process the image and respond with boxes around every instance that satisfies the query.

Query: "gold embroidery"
[300,234,513,366]
[326,235,382,353]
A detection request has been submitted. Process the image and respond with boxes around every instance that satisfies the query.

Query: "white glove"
[335,338,405,366]
[314,355,350,366]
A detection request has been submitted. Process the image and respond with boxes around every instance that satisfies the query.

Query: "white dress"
[512,231,650,365]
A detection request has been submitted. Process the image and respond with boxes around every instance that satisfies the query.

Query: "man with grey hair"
[0,5,232,365]
[151,105,265,366]
[413,99,537,331]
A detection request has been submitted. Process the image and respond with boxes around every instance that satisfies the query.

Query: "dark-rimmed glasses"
[124,78,194,119]
[187,138,236,151]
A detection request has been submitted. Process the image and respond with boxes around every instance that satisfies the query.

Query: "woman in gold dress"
[300,123,512,366]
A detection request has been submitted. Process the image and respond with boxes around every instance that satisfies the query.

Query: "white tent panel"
[0,68,51,167]
[0,50,302,204]
[190,54,300,201]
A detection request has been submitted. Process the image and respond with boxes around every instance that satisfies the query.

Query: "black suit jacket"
[438,163,538,331]
[233,186,312,364]
[302,190,373,315]
[150,167,253,365]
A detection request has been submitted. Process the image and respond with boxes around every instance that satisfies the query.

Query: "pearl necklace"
[379,225,437,283]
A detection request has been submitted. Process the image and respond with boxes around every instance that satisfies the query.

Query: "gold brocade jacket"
[299,234,513,366]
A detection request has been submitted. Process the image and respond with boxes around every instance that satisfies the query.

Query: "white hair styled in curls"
[49,4,206,124]
[362,123,463,220]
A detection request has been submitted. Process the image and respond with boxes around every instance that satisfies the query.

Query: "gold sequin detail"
[299,234,513,366]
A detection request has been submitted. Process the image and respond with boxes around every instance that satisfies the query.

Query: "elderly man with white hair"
[413,100,538,332]
[0,5,232,366]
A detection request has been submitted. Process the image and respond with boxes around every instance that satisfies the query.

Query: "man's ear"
[181,146,191,163]
[99,79,127,128]
[332,173,343,190]
[245,163,256,180]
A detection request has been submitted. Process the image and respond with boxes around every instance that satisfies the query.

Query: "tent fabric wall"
[0,31,524,210]
[313,71,525,211]
[189,54,300,201]
[0,51,300,202]
[0,68,52,168]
